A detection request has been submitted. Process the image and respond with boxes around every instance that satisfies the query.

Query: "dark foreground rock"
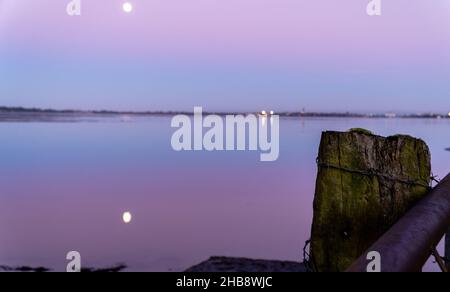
[0,264,126,272]
[185,257,308,272]
[0,265,50,272]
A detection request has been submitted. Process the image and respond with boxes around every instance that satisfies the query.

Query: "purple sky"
[1,0,450,112]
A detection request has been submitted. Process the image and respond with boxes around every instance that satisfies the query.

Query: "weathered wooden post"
[310,129,431,272]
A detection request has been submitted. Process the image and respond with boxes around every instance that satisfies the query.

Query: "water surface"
[0,116,448,271]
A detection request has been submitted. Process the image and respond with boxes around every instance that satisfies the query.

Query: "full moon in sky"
[122,212,132,224]
[122,3,133,13]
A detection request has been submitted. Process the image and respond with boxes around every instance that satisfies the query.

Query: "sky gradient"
[1,0,450,112]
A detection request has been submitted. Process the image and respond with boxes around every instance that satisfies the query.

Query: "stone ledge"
[185,257,308,272]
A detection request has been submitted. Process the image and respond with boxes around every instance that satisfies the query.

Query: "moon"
[122,2,133,13]
[122,212,132,224]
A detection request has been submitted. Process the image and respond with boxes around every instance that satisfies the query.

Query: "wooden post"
[310,129,431,272]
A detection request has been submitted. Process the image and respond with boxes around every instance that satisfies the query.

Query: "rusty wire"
[317,159,431,189]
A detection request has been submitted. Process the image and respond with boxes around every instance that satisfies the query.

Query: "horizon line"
[1,106,449,118]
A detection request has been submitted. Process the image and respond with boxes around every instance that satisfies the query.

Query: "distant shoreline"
[0,106,449,120]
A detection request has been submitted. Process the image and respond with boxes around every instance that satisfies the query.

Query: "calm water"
[0,117,448,272]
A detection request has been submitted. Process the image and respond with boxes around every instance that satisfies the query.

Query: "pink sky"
[1,1,449,64]
[1,0,450,112]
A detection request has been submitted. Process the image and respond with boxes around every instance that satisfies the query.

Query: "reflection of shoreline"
[1,106,449,120]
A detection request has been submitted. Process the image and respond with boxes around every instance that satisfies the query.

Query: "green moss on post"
[348,128,374,136]
[310,130,431,272]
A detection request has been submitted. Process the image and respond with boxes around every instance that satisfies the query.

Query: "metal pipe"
[347,173,450,272]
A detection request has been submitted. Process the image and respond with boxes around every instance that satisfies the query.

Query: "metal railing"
[347,174,450,272]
